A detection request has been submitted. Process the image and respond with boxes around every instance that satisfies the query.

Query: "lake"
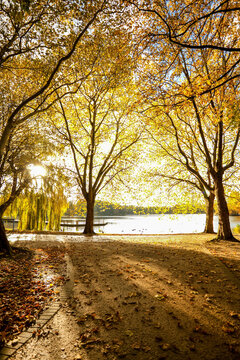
[60,214,240,234]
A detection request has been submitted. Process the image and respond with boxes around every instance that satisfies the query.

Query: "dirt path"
[8,235,240,360]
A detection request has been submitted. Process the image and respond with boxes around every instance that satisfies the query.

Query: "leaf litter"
[0,246,66,348]
[3,236,240,359]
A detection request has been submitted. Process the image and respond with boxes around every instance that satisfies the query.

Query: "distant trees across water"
[65,200,206,217]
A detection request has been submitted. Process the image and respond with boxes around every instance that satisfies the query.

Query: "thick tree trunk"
[0,217,12,255]
[204,192,215,233]
[214,177,235,240]
[83,196,95,235]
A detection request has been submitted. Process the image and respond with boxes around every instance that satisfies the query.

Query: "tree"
[128,0,240,93]
[0,120,48,253]
[0,163,29,254]
[145,131,216,233]
[16,165,68,232]
[149,96,240,241]
[0,0,107,154]
[50,31,142,234]
[140,43,240,240]
[0,0,107,252]
[179,50,240,240]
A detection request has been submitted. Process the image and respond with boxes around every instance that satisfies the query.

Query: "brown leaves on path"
[0,245,66,348]
[3,235,240,360]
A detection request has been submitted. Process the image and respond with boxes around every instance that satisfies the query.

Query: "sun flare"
[28,164,47,178]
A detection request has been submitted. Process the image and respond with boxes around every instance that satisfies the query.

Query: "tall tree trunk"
[214,176,234,240]
[204,192,215,233]
[0,217,12,255]
[83,195,95,235]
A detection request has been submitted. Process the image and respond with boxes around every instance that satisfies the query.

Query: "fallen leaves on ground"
[0,246,66,347]
[3,237,240,360]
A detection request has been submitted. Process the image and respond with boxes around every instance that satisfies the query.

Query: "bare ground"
[5,234,240,360]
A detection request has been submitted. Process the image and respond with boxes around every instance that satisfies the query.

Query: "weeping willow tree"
[46,184,67,231]
[17,190,47,231]
[8,171,68,232]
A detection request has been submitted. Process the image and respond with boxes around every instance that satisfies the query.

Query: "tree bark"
[0,218,12,255]
[214,176,235,240]
[83,195,95,235]
[204,192,215,233]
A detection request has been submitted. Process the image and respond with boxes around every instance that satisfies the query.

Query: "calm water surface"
[61,214,240,234]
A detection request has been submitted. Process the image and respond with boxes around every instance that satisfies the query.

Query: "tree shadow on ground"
[61,240,240,360]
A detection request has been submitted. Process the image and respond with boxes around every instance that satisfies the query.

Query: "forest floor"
[1,233,240,360]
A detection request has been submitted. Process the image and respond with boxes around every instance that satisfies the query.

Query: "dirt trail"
[9,235,240,360]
